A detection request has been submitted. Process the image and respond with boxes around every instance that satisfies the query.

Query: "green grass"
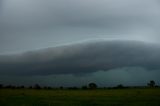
[0,88,160,106]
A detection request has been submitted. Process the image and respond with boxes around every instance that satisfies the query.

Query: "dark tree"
[44,86,48,89]
[47,87,52,90]
[29,86,33,89]
[59,86,64,90]
[68,86,78,90]
[81,85,88,90]
[20,85,25,89]
[7,85,16,89]
[88,83,97,89]
[148,80,155,87]
[0,84,3,89]
[44,86,52,90]
[116,84,124,89]
[34,84,41,89]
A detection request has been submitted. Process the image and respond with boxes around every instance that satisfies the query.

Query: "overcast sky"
[0,0,160,87]
[0,0,160,54]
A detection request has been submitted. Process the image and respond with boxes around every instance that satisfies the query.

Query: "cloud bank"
[0,40,160,76]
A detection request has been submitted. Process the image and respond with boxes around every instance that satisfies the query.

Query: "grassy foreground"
[0,88,160,106]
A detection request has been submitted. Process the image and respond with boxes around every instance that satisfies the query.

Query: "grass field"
[0,88,160,106]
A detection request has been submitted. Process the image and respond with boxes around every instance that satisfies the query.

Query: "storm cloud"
[0,0,160,86]
[0,0,160,54]
[0,40,160,76]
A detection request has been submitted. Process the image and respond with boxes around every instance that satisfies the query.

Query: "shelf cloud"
[0,0,160,86]
[0,40,160,76]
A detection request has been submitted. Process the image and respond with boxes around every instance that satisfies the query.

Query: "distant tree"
[44,86,52,90]
[68,86,78,90]
[47,86,52,90]
[0,84,3,89]
[148,80,155,87]
[29,86,33,89]
[34,84,41,89]
[4,85,16,89]
[155,85,159,88]
[88,83,97,89]
[116,84,124,89]
[81,85,88,90]
[5,85,9,88]
[44,86,48,89]
[59,86,64,90]
[20,85,25,89]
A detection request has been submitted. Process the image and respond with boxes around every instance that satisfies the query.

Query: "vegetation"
[88,83,98,89]
[0,80,160,106]
[1,80,158,90]
[148,80,156,87]
[0,88,160,106]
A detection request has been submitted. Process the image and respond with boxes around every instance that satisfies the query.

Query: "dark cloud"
[0,40,160,76]
[1,67,160,87]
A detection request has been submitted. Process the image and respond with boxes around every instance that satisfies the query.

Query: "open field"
[0,88,160,106]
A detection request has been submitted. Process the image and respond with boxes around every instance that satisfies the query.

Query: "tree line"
[0,80,159,90]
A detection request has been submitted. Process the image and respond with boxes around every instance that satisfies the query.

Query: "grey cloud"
[1,0,160,54]
[0,40,160,76]
[2,0,159,29]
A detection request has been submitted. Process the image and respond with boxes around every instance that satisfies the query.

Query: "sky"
[0,0,160,87]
